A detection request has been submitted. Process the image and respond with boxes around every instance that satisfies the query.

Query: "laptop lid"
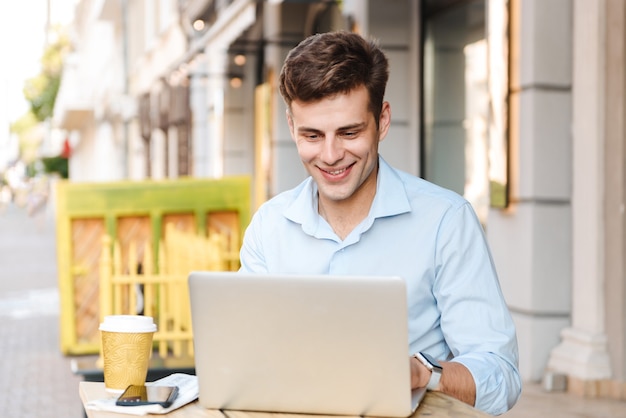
[188,272,425,417]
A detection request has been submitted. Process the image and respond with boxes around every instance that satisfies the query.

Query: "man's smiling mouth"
[327,167,347,175]
[321,163,355,176]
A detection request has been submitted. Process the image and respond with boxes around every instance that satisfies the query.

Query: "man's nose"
[320,136,343,164]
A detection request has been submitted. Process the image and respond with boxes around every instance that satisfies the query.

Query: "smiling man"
[288,85,385,240]
[239,31,521,415]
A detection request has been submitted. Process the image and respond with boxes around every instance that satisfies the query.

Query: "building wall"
[263,1,313,195]
[547,0,626,398]
[127,0,187,180]
[55,0,123,182]
[368,0,420,175]
[488,0,573,381]
[222,53,256,178]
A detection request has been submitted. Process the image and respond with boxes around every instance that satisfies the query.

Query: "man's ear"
[378,101,391,142]
[286,109,296,140]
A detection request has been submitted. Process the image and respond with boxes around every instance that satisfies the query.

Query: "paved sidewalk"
[0,202,83,417]
[502,381,625,418]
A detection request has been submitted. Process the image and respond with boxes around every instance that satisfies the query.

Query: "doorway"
[421,0,490,222]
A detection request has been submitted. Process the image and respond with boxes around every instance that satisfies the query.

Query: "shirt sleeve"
[239,210,268,273]
[433,202,522,415]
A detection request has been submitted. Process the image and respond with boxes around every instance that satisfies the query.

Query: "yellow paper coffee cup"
[99,315,157,393]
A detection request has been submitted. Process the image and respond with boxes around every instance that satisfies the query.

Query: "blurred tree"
[23,26,71,122]
[9,112,41,164]
[10,25,72,179]
[41,155,68,178]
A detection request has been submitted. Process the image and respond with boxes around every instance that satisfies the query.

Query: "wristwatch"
[413,352,443,390]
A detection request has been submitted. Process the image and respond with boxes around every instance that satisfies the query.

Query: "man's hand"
[410,356,476,407]
[410,355,431,388]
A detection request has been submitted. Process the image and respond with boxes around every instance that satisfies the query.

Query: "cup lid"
[99,315,157,332]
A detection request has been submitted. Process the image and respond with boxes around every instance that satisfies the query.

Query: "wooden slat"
[72,218,104,346]
[98,225,237,360]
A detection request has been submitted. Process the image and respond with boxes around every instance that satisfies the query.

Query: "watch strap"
[426,364,441,390]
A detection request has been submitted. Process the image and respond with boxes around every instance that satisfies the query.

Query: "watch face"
[418,352,442,371]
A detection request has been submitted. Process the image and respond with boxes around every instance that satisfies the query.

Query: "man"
[239,31,521,415]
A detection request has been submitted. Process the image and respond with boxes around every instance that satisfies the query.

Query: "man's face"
[287,85,391,206]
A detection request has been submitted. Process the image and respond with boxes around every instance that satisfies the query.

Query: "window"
[421,0,509,223]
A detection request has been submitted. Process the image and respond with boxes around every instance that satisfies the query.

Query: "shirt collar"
[370,156,412,218]
[283,156,412,236]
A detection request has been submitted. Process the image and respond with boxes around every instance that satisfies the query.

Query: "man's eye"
[304,134,320,140]
[341,131,357,138]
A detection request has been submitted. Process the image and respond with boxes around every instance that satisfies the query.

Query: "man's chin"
[318,186,352,203]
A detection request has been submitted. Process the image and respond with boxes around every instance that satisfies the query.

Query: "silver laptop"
[188,272,426,417]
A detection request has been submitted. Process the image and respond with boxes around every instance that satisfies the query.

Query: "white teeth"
[327,168,346,175]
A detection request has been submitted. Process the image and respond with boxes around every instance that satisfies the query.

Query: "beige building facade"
[53,0,626,399]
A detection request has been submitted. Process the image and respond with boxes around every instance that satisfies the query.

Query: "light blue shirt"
[239,156,521,415]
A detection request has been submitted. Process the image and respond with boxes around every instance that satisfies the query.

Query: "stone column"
[488,0,573,382]
[190,58,210,177]
[546,0,612,391]
[603,0,626,396]
[205,46,227,178]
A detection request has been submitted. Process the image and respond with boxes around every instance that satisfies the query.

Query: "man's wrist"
[413,352,443,390]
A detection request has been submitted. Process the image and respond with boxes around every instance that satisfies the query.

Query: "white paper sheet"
[86,373,199,416]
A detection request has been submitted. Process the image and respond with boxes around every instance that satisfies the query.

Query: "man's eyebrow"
[297,122,367,133]
[338,122,367,131]
[297,126,323,134]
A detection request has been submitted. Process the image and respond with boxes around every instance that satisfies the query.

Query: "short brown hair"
[279,31,389,125]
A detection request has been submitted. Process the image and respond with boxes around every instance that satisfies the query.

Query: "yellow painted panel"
[56,176,251,355]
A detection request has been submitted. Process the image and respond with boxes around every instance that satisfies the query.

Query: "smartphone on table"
[116,384,179,407]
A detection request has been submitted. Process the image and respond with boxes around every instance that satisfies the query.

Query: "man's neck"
[318,185,376,241]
